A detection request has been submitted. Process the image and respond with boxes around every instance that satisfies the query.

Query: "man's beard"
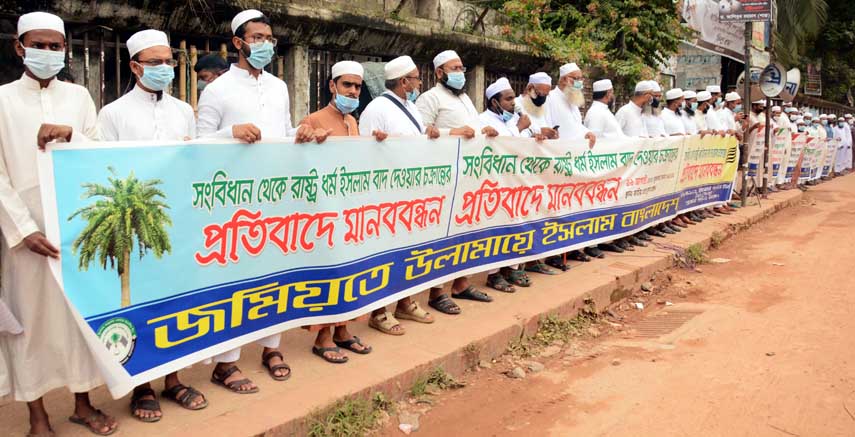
[563,86,586,108]
[643,104,661,116]
[685,107,695,116]
[521,95,545,118]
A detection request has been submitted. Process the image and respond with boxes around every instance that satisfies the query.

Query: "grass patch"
[710,231,724,249]
[685,243,708,265]
[508,308,599,358]
[307,392,394,437]
[410,367,464,397]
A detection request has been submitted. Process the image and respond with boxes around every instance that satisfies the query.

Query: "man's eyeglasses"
[445,66,467,73]
[136,59,178,68]
[243,36,278,46]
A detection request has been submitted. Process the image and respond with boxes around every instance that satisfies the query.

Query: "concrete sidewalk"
[0,187,805,437]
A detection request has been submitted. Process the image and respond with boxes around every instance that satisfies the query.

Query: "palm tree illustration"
[68,167,172,308]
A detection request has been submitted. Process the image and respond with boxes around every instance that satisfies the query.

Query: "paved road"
[389,177,855,437]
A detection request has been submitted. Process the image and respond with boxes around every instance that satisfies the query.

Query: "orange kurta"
[301,103,365,331]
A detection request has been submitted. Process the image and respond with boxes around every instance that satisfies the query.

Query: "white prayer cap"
[634,81,654,93]
[819,113,828,119]
[126,29,169,58]
[784,107,797,113]
[648,80,662,92]
[783,101,793,106]
[433,50,460,69]
[696,91,712,102]
[231,9,264,34]
[331,60,363,79]
[384,55,417,80]
[725,92,741,102]
[829,115,837,120]
[17,12,65,37]
[528,72,552,86]
[752,99,766,105]
[486,77,512,98]
[846,114,853,118]
[665,88,684,100]
[592,79,612,92]
[683,90,697,100]
[559,62,580,77]
[771,105,781,112]
[706,85,721,94]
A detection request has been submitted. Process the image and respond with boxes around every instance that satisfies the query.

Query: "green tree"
[494,0,692,82]
[799,0,853,104]
[774,0,829,68]
[68,168,172,308]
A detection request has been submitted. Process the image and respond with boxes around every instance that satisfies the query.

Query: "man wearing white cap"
[834,114,853,173]
[299,60,383,364]
[359,55,439,139]
[694,91,714,133]
[546,63,596,147]
[197,9,320,144]
[514,72,558,139]
[583,79,626,139]
[0,12,119,436]
[642,81,667,138]
[416,50,498,314]
[706,85,723,110]
[661,88,687,135]
[202,9,300,397]
[359,56,440,336]
[719,92,742,136]
[98,29,208,422]
[614,81,653,137]
[416,50,497,140]
[681,90,700,135]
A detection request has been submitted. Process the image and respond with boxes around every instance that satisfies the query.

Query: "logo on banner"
[726,146,738,163]
[97,317,137,364]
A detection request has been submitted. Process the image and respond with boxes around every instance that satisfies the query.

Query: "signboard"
[804,63,822,96]
[674,43,723,90]
[719,0,773,22]
[682,0,745,61]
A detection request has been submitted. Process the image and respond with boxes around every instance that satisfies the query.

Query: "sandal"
[503,267,532,287]
[312,346,349,364]
[129,387,161,423]
[569,250,591,262]
[545,255,570,271]
[487,273,516,293]
[161,384,208,411]
[526,261,559,275]
[428,293,461,315]
[370,311,406,335]
[334,336,373,354]
[68,409,118,436]
[210,365,259,394]
[395,301,434,323]
[261,350,292,381]
[452,285,493,302]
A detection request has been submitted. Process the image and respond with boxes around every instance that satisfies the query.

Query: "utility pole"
[762,24,777,195]
[740,22,752,206]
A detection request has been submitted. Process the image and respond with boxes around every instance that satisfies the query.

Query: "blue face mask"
[197,79,209,91]
[246,41,274,69]
[798,126,806,132]
[733,104,743,113]
[334,93,359,114]
[23,47,66,80]
[501,110,513,122]
[691,102,699,111]
[573,80,584,90]
[839,122,846,128]
[716,97,723,105]
[822,120,828,126]
[139,64,175,91]
[407,90,419,103]
[445,72,466,90]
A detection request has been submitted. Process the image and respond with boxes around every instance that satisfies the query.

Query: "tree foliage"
[774,0,828,68]
[799,0,853,104]
[492,0,693,83]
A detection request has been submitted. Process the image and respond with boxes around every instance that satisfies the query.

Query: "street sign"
[719,0,772,23]
[759,63,786,97]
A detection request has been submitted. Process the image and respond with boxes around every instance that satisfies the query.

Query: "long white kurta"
[705,108,725,132]
[478,110,521,137]
[834,125,852,172]
[0,74,103,401]
[98,85,196,141]
[642,113,667,137]
[661,108,687,135]
[584,101,626,139]
[682,111,699,134]
[197,64,297,139]
[615,101,648,137]
[545,87,590,141]
[359,91,425,136]
[196,65,288,362]
[415,84,480,134]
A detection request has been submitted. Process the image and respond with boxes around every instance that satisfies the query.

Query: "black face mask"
[531,94,547,107]
[651,97,660,108]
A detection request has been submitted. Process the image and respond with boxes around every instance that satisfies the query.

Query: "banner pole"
[740,22,752,207]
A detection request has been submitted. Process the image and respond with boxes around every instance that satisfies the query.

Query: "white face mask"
[23,47,66,80]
